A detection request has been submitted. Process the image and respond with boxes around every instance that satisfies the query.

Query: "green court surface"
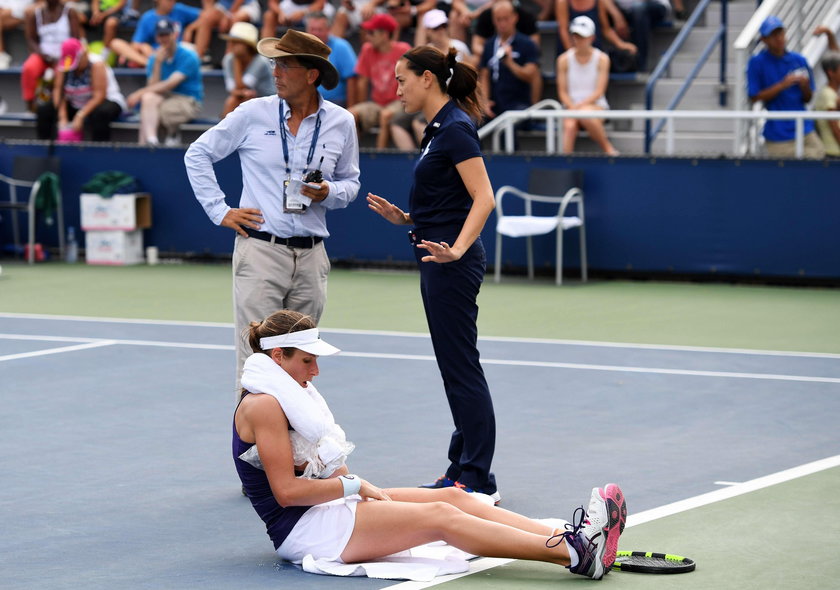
[1,262,839,353]
[428,465,840,590]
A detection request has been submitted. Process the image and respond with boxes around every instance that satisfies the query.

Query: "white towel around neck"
[239,353,354,478]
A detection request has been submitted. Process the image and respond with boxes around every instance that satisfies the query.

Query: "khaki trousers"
[232,234,330,396]
[765,131,826,159]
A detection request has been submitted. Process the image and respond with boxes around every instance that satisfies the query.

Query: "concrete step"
[625,104,738,133]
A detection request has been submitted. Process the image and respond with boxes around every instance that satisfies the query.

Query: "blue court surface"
[2,313,839,589]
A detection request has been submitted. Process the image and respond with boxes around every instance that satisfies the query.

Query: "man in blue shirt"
[747,15,825,159]
[108,0,201,67]
[478,0,541,120]
[305,11,357,107]
[126,17,203,145]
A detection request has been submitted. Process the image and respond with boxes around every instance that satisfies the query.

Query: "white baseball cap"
[569,15,596,38]
[423,9,449,30]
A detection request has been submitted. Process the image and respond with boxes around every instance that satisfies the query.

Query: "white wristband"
[338,474,361,497]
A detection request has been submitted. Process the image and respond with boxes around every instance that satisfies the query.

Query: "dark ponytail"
[402,46,485,122]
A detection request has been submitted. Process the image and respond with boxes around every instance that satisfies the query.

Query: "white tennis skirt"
[275,495,361,563]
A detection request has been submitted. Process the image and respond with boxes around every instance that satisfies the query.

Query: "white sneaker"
[0,52,11,70]
[164,133,181,147]
[549,483,626,580]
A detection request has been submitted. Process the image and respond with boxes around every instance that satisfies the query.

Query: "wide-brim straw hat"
[257,29,339,90]
[220,21,259,49]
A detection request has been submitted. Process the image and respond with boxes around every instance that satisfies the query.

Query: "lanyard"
[278,99,322,177]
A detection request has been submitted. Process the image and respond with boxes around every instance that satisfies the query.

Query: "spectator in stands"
[83,0,136,62]
[331,0,379,40]
[813,26,840,159]
[470,0,539,62]
[555,0,635,62]
[478,0,540,120]
[448,0,492,43]
[36,37,126,140]
[556,16,618,155]
[108,0,200,68]
[0,0,29,69]
[747,16,824,159]
[612,0,670,71]
[219,22,273,117]
[391,8,472,150]
[185,0,261,68]
[21,0,82,111]
[262,0,335,38]
[349,13,411,148]
[305,11,358,107]
[126,16,203,145]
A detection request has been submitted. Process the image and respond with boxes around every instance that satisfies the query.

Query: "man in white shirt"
[184,29,360,393]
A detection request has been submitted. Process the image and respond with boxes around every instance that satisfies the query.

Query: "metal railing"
[644,0,728,153]
[477,107,840,158]
[477,99,565,153]
[733,0,840,155]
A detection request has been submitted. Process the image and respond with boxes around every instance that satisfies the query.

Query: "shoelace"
[545,505,601,555]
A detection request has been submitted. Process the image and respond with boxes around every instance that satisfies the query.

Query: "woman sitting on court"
[233,309,627,580]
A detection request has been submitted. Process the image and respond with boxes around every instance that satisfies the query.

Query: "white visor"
[260,328,340,356]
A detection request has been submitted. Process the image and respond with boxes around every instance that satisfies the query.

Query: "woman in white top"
[556,15,618,155]
[21,0,82,110]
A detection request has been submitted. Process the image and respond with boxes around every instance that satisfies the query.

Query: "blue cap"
[155,17,177,35]
[760,16,784,37]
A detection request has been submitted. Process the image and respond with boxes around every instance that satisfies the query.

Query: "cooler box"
[80,193,152,231]
[85,230,144,265]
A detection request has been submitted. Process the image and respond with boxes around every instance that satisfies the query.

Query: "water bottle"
[66,226,78,264]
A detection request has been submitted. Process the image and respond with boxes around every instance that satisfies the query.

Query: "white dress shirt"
[185,94,360,238]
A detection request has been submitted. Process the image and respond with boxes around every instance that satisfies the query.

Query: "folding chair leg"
[579,224,588,283]
[27,202,35,264]
[526,236,534,280]
[494,232,502,283]
[556,228,564,286]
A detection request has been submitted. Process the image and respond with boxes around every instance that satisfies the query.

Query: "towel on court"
[299,517,569,581]
[239,353,354,478]
[301,542,473,581]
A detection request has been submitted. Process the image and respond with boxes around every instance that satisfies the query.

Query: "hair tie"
[445,67,454,89]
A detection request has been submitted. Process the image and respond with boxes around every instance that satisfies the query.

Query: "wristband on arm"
[338,474,361,497]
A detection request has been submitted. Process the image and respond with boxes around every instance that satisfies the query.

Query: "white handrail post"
[546,114,555,153]
[666,116,675,155]
[795,117,804,159]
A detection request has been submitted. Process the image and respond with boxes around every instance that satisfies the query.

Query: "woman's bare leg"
[342,498,569,565]
[387,487,555,535]
[341,487,569,565]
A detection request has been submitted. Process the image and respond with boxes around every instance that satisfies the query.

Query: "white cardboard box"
[85,230,144,265]
[80,193,152,231]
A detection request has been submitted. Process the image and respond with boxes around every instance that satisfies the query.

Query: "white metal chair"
[0,156,64,263]
[493,169,587,285]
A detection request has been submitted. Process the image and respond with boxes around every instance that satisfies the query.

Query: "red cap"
[361,13,398,33]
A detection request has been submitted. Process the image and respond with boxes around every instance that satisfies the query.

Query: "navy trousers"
[413,228,497,494]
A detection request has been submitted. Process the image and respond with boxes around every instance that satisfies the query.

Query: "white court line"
[342,352,840,385]
[1,334,838,383]
[0,340,116,362]
[1,312,838,359]
[386,455,840,590]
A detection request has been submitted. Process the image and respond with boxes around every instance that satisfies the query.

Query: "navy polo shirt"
[747,49,815,142]
[479,32,540,114]
[409,101,482,230]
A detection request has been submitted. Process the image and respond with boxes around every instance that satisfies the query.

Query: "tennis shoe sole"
[593,483,626,571]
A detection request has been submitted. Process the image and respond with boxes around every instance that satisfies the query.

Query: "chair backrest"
[528,169,583,196]
[12,156,61,183]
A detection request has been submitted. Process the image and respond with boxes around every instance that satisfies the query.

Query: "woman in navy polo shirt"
[367,46,499,502]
